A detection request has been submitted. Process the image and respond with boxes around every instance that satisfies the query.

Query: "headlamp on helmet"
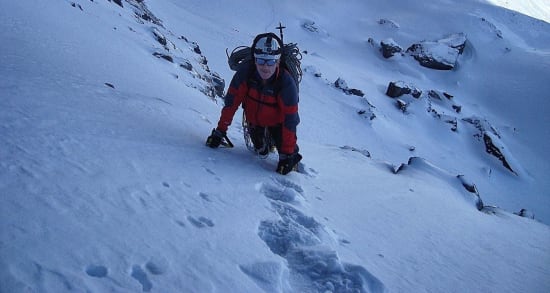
[253,35,281,60]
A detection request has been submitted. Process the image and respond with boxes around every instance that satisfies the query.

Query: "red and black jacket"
[217,64,299,154]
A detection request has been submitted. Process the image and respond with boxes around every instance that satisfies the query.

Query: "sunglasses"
[255,58,277,66]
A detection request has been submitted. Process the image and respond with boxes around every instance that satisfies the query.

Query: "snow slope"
[488,0,550,23]
[1,0,549,292]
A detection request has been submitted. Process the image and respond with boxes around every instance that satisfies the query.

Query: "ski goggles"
[255,58,277,66]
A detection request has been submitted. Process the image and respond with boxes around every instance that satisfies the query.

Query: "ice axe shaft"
[276,22,286,44]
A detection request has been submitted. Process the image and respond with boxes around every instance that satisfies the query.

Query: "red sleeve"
[216,70,249,132]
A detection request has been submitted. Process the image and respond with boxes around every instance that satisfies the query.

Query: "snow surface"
[488,0,550,23]
[1,0,549,292]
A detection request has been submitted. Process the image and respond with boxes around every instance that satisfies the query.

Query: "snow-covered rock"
[380,38,403,58]
[406,33,467,70]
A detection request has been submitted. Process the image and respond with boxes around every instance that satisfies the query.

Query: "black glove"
[206,128,225,148]
[276,153,303,175]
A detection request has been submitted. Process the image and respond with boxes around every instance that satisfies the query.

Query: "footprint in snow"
[202,166,221,181]
[203,166,216,175]
[85,265,108,278]
[247,179,386,292]
[174,219,187,227]
[85,259,167,291]
[129,258,168,292]
[131,265,153,292]
[145,259,168,275]
[259,177,304,203]
[187,216,214,228]
[198,192,213,202]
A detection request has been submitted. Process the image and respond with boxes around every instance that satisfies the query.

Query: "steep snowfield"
[488,0,550,23]
[1,0,549,292]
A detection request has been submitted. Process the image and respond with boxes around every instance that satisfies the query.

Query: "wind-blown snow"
[1,0,549,292]
[488,0,550,23]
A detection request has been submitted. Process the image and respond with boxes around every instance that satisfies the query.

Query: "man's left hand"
[276,153,303,175]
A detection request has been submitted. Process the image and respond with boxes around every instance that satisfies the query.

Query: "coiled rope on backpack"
[281,42,302,91]
[226,46,252,71]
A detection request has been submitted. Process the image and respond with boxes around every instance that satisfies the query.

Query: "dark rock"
[406,33,467,70]
[514,209,535,219]
[386,82,407,98]
[428,90,453,100]
[483,133,517,175]
[179,60,193,71]
[128,1,163,26]
[112,0,123,8]
[447,117,458,132]
[457,175,484,210]
[153,28,167,46]
[153,52,173,63]
[357,109,376,120]
[367,38,376,47]
[192,43,202,54]
[406,43,454,70]
[380,39,402,58]
[140,13,151,21]
[428,106,458,131]
[463,117,501,139]
[210,72,225,97]
[396,99,408,112]
[335,78,364,97]
[348,88,364,97]
[334,78,348,90]
[427,90,462,116]
[70,2,83,10]
[386,81,421,98]
[199,56,207,65]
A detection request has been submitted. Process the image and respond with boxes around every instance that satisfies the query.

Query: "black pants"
[250,125,282,152]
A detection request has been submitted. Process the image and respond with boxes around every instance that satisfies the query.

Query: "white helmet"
[253,34,282,60]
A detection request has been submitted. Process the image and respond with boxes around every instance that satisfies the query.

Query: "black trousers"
[250,125,282,152]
